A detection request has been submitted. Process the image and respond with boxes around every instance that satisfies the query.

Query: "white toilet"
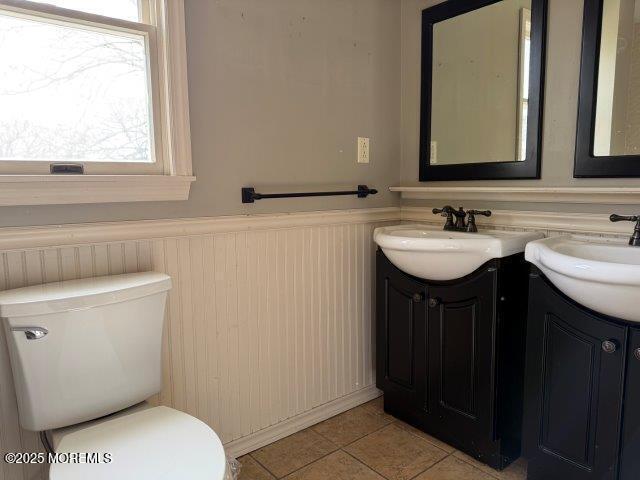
[0,272,228,480]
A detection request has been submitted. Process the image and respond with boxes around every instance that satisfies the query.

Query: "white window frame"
[0,0,194,205]
[516,7,531,162]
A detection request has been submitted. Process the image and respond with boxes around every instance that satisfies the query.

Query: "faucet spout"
[610,214,640,246]
[433,206,467,231]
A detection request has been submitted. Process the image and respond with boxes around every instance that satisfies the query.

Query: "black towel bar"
[241,185,378,203]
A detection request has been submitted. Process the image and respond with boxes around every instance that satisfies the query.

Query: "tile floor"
[237,396,527,480]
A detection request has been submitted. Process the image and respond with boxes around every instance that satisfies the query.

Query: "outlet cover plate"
[358,137,370,164]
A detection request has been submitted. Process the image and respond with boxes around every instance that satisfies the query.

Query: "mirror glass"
[429,0,532,165]
[594,0,640,157]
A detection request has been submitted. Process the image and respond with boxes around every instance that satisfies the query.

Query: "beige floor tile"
[361,396,397,421]
[311,403,395,447]
[452,451,487,471]
[362,396,385,413]
[250,429,338,478]
[238,455,276,480]
[284,451,385,480]
[344,423,449,480]
[453,451,527,480]
[414,456,496,480]
[393,420,456,454]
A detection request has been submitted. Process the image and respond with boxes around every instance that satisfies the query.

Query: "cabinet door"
[620,329,640,480]
[376,251,428,413]
[523,274,626,480]
[427,267,497,454]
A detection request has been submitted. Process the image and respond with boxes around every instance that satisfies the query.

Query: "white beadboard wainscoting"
[0,208,399,480]
[0,205,632,480]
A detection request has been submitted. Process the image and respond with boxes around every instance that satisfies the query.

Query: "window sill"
[0,175,195,206]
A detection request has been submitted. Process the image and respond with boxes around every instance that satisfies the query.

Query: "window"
[0,0,193,204]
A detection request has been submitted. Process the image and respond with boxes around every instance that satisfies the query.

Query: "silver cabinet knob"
[428,298,439,308]
[602,340,618,354]
[634,348,640,361]
[412,293,424,303]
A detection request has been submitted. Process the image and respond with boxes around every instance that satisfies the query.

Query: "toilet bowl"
[0,272,227,480]
[48,404,226,480]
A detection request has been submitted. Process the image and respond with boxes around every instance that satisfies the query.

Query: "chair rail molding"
[0,207,401,250]
[391,186,640,204]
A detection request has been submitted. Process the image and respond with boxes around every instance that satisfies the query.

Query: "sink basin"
[374,225,544,281]
[526,236,640,322]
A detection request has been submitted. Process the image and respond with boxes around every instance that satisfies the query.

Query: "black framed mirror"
[575,0,640,177]
[419,0,547,181]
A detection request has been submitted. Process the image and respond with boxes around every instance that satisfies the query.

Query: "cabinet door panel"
[440,299,478,418]
[428,267,497,450]
[524,274,626,480]
[540,315,597,466]
[386,282,417,387]
[620,329,640,480]
[376,251,427,413]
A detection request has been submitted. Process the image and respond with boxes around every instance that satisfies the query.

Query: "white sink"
[374,225,544,281]
[526,236,640,322]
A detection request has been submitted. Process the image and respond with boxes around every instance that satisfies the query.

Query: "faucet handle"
[468,209,492,218]
[432,206,455,230]
[610,214,639,222]
[432,207,446,216]
[432,206,454,216]
[466,210,492,233]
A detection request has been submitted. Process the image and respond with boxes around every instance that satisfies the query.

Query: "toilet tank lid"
[0,272,172,318]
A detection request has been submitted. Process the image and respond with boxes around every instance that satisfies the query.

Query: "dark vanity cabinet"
[376,250,530,470]
[523,269,640,480]
[621,330,640,479]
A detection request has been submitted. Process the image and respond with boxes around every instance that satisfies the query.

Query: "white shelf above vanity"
[390,186,640,205]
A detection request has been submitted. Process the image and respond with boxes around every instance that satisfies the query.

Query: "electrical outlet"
[357,137,370,164]
[430,141,438,164]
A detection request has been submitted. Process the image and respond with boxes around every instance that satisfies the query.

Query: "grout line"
[390,418,455,453]
[341,448,391,479]
[271,448,340,479]
[406,453,455,480]
[312,419,395,450]
[335,420,452,480]
[246,452,279,478]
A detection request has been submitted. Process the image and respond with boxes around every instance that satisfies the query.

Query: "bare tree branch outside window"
[0,0,153,163]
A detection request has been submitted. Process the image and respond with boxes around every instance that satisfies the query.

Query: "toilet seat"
[48,405,227,480]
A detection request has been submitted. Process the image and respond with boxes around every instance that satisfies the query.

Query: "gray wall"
[0,0,401,227]
[400,0,640,214]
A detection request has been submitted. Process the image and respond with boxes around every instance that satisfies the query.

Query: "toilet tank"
[0,272,172,431]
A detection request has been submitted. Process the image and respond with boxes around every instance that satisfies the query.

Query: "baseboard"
[223,385,382,458]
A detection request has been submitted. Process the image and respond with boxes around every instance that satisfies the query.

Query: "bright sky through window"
[28,0,141,22]
[0,0,153,163]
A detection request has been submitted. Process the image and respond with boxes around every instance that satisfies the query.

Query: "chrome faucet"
[432,206,491,232]
[610,214,640,246]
